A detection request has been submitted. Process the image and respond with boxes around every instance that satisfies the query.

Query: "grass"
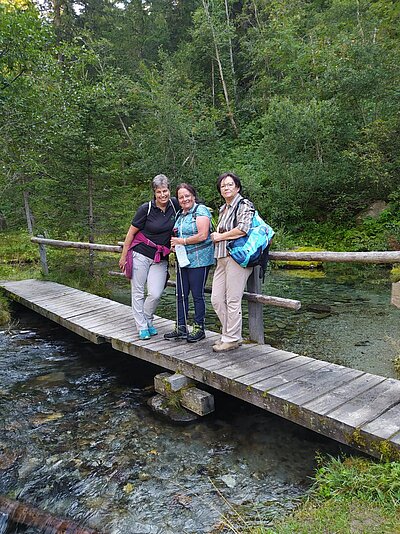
[0,230,119,298]
[216,456,400,534]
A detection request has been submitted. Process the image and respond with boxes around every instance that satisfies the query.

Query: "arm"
[171,215,210,246]
[210,227,246,243]
[119,225,139,269]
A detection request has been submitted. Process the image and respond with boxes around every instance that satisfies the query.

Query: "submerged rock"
[147,394,198,423]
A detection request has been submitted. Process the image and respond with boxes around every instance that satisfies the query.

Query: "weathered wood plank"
[327,378,400,426]
[361,404,400,440]
[266,365,365,406]
[240,353,310,386]
[303,373,387,415]
[201,345,277,378]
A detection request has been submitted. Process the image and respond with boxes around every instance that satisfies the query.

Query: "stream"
[0,263,398,533]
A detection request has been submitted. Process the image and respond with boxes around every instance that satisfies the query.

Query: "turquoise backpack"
[227,200,275,279]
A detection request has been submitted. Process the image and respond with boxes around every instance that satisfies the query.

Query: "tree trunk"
[224,0,237,99]
[23,190,34,235]
[87,145,95,278]
[202,0,237,134]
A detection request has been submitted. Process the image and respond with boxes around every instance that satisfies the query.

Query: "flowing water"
[0,264,398,533]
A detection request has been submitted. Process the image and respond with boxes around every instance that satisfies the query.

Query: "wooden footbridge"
[1,278,400,460]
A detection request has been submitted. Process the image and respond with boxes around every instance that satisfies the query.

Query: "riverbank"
[214,456,400,533]
[266,456,400,534]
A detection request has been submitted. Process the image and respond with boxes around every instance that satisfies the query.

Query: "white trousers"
[130,251,168,332]
[211,256,253,343]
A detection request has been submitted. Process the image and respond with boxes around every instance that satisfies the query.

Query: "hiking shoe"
[148,325,158,336]
[187,323,205,343]
[164,325,187,340]
[212,341,241,352]
[139,329,151,340]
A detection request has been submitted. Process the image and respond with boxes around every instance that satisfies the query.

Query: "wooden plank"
[239,353,309,386]
[216,348,298,381]
[3,279,400,460]
[252,359,331,393]
[71,308,128,328]
[40,300,118,319]
[361,404,400,440]
[304,373,387,415]
[187,341,257,367]
[326,378,400,427]
[266,365,365,405]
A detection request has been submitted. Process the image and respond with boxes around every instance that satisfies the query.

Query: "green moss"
[390,266,400,283]
[348,428,367,449]
[373,440,400,462]
[0,294,11,325]
[276,246,325,270]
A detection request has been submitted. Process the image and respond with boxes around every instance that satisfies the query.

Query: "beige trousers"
[211,256,253,343]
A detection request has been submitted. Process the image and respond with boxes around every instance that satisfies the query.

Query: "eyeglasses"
[220,182,236,189]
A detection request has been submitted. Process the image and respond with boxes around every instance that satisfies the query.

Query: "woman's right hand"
[119,255,126,270]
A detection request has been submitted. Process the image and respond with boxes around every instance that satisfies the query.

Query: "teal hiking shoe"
[139,329,151,340]
[148,325,158,336]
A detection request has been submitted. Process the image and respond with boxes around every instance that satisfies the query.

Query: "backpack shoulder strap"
[169,198,178,215]
[232,198,247,226]
[147,201,152,216]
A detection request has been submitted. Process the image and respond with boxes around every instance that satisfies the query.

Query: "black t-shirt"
[131,198,179,260]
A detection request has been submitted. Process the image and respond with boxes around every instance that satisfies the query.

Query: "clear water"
[0,305,351,534]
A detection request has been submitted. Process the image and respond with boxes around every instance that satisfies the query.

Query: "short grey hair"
[152,174,170,191]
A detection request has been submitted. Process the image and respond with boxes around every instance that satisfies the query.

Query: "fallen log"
[0,496,101,534]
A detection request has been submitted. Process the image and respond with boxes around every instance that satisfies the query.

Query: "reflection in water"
[0,306,351,534]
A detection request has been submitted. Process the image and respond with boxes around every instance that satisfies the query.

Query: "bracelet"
[184,238,187,245]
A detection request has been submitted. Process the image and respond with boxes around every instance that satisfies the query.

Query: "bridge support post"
[391,281,400,308]
[37,235,49,275]
[247,266,264,344]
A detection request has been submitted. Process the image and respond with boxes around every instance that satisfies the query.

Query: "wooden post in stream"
[247,266,264,344]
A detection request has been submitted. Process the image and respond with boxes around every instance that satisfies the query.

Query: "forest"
[1,0,399,249]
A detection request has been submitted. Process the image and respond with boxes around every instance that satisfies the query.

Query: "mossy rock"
[277,246,325,270]
[390,266,400,283]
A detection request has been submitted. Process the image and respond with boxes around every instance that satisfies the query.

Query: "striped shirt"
[214,193,255,259]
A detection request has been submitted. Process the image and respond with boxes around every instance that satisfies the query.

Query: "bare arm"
[171,216,210,246]
[119,225,139,269]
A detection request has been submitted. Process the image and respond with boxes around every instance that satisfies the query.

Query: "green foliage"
[1,0,399,244]
[312,456,400,506]
[0,294,11,325]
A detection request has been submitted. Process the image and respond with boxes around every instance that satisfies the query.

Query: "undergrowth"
[216,456,400,534]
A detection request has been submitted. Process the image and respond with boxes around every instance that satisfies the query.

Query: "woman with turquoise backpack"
[210,172,255,353]
[164,183,214,343]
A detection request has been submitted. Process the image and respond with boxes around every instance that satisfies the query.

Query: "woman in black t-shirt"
[119,174,178,339]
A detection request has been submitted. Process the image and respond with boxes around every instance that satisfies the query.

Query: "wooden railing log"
[108,271,301,310]
[31,237,121,253]
[269,250,400,263]
[33,238,400,263]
